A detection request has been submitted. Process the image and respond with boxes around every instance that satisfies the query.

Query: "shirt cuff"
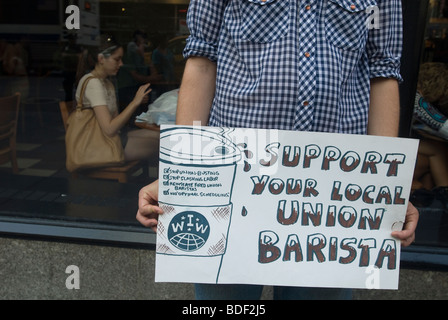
[183,36,218,62]
[369,58,403,83]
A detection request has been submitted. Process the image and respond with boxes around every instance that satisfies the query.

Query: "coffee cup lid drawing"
[160,127,241,166]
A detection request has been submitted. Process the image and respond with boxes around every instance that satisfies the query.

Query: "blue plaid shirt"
[183,0,403,134]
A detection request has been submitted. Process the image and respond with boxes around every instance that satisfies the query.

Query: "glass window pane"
[0,0,189,238]
[411,0,448,248]
[1,0,446,252]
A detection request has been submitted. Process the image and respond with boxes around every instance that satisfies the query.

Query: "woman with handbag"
[71,36,159,169]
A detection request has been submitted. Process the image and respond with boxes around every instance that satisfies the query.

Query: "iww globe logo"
[168,211,211,252]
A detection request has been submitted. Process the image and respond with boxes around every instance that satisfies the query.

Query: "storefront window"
[0,0,188,244]
[0,1,447,255]
[410,0,448,249]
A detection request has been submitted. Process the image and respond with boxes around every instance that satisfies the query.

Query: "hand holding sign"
[391,201,419,247]
[137,180,163,233]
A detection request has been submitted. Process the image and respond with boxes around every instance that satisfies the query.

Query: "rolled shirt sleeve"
[366,0,403,82]
[183,0,229,62]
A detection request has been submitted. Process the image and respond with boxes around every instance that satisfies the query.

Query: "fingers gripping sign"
[137,180,163,232]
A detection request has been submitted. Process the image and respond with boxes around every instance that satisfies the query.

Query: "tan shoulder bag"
[65,76,125,173]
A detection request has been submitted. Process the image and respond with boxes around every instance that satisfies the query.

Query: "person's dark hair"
[133,30,147,41]
[417,62,448,116]
[75,35,122,86]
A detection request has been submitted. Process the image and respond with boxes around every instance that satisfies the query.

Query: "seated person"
[75,36,159,162]
[412,63,448,195]
[117,30,162,113]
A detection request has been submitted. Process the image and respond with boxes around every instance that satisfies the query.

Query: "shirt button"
[304,52,311,58]
[305,5,311,10]
[350,4,356,10]
[303,101,310,106]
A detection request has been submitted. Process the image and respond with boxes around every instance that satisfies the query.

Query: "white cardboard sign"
[155,125,419,290]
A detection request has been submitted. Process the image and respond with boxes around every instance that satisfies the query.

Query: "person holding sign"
[137,0,419,299]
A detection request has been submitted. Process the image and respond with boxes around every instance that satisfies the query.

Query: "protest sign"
[155,125,419,289]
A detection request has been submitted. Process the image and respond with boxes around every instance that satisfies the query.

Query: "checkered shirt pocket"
[326,0,378,50]
[239,0,290,43]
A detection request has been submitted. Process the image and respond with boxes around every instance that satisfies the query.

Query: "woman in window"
[75,36,159,162]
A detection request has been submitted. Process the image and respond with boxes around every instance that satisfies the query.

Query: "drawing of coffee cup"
[157,126,241,257]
